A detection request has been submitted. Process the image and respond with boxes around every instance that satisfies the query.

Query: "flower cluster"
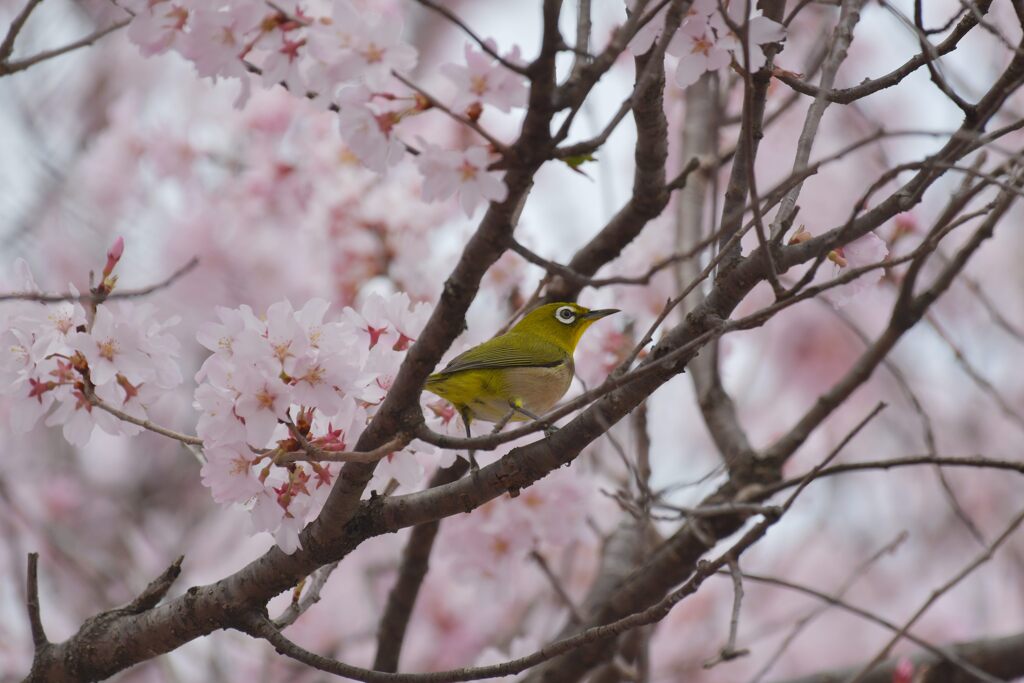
[110,1,526,215]
[630,0,786,88]
[194,292,431,552]
[0,261,183,447]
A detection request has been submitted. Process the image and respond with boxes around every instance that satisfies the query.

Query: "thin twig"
[531,550,585,624]
[86,388,203,446]
[0,257,199,303]
[0,0,44,63]
[770,0,867,241]
[760,455,1024,498]
[26,552,47,648]
[1,13,130,76]
[86,388,204,447]
[391,71,507,152]
[408,0,530,76]
[703,556,749,668]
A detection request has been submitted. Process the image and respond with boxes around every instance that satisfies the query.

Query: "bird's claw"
[542,423,559,439]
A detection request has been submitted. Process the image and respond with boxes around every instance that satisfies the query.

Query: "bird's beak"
[582,308,619,320]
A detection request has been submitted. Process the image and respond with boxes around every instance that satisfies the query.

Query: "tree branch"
[774,0,994,104]
[0,0,43,64]
[0,15,130,77]
[0,257,199,303]
[25,553,47,648]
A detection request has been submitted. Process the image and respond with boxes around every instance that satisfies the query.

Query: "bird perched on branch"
[425,302,618,468]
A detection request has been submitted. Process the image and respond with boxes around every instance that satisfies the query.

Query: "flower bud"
[788,226,812,245]
[827,248,847,267]
[102,236,125,279]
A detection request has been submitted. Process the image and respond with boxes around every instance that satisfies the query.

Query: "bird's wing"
[433,333,568,376]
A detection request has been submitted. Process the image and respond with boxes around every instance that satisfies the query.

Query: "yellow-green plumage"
[424,302,618,430]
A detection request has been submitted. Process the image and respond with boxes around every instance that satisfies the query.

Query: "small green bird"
[425,302,618,463]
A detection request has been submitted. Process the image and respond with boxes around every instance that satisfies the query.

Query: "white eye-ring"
[555,306,577,324]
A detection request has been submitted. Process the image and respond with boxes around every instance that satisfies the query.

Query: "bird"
[424,302,618,467]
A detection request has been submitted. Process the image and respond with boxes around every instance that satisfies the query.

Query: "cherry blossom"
[710,2,787,71]
[336,87,407,173]
[415,144,508,217]
[668,15,731,88]
[442,41,528,114]
[338,6,417,91]
[126,0,191,57]
[828,231,890,307]
[179,5,263,81]
[201,443,266,504]
[344,291,431,351]
[45,387,124,447]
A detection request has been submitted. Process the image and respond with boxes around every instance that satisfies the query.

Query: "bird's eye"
[555,306,576,324]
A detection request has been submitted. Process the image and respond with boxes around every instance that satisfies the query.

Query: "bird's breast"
[498,361,573,416]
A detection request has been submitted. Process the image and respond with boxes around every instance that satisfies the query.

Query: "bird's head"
[511,302,618,352]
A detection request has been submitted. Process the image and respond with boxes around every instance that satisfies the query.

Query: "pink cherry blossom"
[709,3,786,72]
[127,0,191,57]
[194,383,247,445]
[829,231,890,307]
[668,15,731,88]
[415,144,508,217]
[201,444,265,504]
[260,33,309,94]
[179,5,262,80]
[45,387,123,447]
[344,291,430,351]
[336,88,406,173]
[233,374,292,447]
[345,10,417,91]
[67,306,157,386]
[442,41,528,114]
